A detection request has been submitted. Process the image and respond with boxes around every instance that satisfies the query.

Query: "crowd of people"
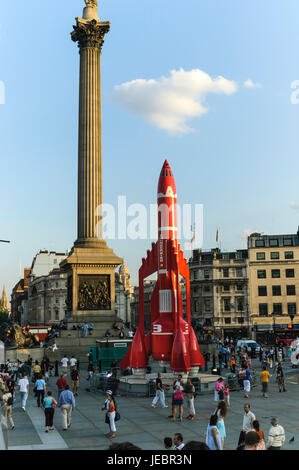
[0,338,292,450]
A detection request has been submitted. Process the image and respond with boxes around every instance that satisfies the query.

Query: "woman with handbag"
[43,391,57,432]
[103,390,117,438]
[172,378,184,422]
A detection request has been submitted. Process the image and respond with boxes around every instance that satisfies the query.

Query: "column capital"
[71,18,110,50]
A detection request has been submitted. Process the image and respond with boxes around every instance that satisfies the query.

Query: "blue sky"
[1,0,299,298]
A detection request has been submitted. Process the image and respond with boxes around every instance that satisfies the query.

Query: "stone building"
[27,251,67,325]
[248,229,299,343]
[114,263,134,325]
[10,268,30,324]
[0,286,9,311]
[188,248,250,340]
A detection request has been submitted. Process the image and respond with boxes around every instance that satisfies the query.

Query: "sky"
[1,0,299,299]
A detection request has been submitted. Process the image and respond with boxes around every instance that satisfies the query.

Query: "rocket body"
[120,160,204,373]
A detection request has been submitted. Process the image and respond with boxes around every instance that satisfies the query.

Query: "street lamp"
[272,311,278,361]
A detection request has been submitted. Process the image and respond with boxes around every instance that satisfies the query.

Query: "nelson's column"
[61,0,123,324]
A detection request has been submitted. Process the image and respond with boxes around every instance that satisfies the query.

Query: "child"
[269,357,273,369]
[224,383,230,408]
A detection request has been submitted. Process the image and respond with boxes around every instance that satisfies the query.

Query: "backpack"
[7,395,13,406]
[71,369,79,381]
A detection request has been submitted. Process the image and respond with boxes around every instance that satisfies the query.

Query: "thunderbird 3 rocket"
[120,160,205,373]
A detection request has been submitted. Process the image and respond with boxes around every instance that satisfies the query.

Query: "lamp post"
[272,312,277,361]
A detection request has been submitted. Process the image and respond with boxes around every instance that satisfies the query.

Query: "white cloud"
[290,202,299,211]
[244,79,261,89]
[112,68,237,135]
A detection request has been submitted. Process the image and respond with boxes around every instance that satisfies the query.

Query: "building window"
[237,299,244,311]
[283,238,293,246]
[257,270,266,279]
[237,284,243,291]
[56,282,58,288]
[288,303,296,315]
[256,252,265,260]
[55,311,59,320]
[269,239,279,247]
[286,269,295,278]
[258,286,267,296]
[223,268,229,278]
[236,268,243,277]
[193,286,199,294]
[287,285,296,295]
[194,271,198,280]
[270,252,279,260]
[272,286,281,296]
[255,240,265,247]
[285,251,294,259]
[223,299,231,312]
[223,285,230,292]
[273,303,282,315]
[224,318,231,324]
[204,300,211,312]
[204,285,210,292]
[54,259,57,264]
[204,270,209,279]
[222,253,230,260]
[259,304,268,316]
[237,317,244,324]
[271,269,280,278]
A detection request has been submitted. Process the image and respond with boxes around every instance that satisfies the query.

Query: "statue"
[0,322,40,349]
[85,0,98,7]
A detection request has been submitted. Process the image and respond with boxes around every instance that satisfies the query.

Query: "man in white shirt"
[173,433,184,450]
[69,356,77,371]
[266,418,285,450]
[238,403,256,446]
[18,373,29,411]
[61,356,69,375]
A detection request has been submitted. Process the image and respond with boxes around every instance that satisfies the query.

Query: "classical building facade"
[114,263,134,324]
[188,248,250,340]
[248,230,299,343]
[27,251,67,325]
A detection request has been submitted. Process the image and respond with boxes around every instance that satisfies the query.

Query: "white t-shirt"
[70,358,77,367]
[19,378,29,393]
[61,358,69,367]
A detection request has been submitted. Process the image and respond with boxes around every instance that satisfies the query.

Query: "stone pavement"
[6,359,299,450]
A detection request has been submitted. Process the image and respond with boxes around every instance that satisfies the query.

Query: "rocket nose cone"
[157,159,176,195]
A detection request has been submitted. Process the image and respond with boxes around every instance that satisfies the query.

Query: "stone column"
[71,17,110,249]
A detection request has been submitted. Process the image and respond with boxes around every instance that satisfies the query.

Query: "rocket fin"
[170,328,191,372]
[119,327,148,370]
[189,327,205,367]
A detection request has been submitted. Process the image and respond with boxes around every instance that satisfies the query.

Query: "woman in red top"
[103,390,117,438]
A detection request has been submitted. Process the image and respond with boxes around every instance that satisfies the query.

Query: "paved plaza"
[6,359,299,450]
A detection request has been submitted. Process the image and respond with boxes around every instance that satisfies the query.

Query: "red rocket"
[120,160,204,373]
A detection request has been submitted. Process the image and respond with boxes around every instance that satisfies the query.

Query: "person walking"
[33,361,41,383]
[34,374,46,408]
[266,418,285,450]
[214,401,227,449]
[103,390,117,438]
[18,373,29,411]
[151,372,168,409]
[206,414,222,450]
[171,377,184,422]
[277,363,286,392]
[5,373,16,406]
[69,355,77,371]
[224,383,230,408]
[43,391,57,432]
[260,365,271,398]
[184,377,196,420]
[61,355,69,376]
[238,403,256,446]
[82,322,88,337]
[243,366,252,398]
[70,366,80,396]
[1,387,14,430]
[56,374,68,398]
[58,385,75,431]
[244,431,262,450]
[253,420,266,450]
[214,377,224,402]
